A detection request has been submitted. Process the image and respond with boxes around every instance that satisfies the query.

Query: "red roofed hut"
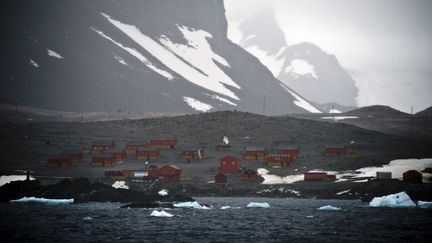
[403,170,422,184]
[244,147,266,160]
[276,147,300,159]
[148,139,178,150]
[324,146,347,156]
[265,153,293,167]
[215,173,228,186]
[180,148,203,160]
[137,147,160,160]
[104,148,126,162]
[91,141,115,157]
[48,156,72,167]
[158,165,182,183]
[239,170,261,181]
[91,153,115,167]
[125,141,148,157]
[219,156,242,173]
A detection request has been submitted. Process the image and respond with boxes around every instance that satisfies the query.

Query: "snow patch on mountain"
[183,97,213,112]
[280,84,322,113]
[101,13,240,101]
[285,59,317,79]
[243,46,286,77]
[47,49,63,59]
[91,26,173,80]
[203,93,237,106]
[114,56,128,66]
[29,59,39,67]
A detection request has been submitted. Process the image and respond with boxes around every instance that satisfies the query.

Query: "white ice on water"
[150,210,174,217]
[158,189,168,196]
[417,201,432,208]
[246,202,270,208]
[318,205,341,211]
[336,189,351,195]
[112,181,129,189]
[183,97,213,112]
[0,175,35,187]
[83,217,93,220]
[10,197,74,205]
[47,49,63,59]
[369,192,416,208]
[220,206,241,210]
[173,201,210,209]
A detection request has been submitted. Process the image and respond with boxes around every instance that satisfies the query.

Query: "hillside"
[415,106,432,117]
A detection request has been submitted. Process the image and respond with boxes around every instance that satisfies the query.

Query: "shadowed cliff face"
[0,0,319,115]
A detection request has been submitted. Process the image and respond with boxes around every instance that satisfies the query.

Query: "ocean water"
[0,197,431,242]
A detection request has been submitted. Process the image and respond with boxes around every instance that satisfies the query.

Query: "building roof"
[267,153,290,158]
[159,165,181,170]
[221,155,240,161]
[137,147,158,152]
[92,153,114,159]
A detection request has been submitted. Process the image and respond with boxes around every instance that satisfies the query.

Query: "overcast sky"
[224,0,432,112]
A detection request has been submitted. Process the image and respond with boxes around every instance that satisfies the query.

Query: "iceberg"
[318,205,341,211]
[150,210,173,218]
[83,217,93,221]
[220,206,241,210]
[158,189,168,196]
[417,201,432,208]
[246,202,270,208]
[173,201,210,209]
[10,197,74,205]
[369,191,416,208]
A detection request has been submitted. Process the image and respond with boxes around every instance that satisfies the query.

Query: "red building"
[104,170,124,179]
[62,148,84,163]
[148,139,178,150]
[137,147,160,160]
[304,172,336,181]
[104,148,126,162]
[157,165,182,183]
[215,173,228,185]
[91,141,115,156]
[91,153,115,167]
[239,170,261,181]
[244,147,266,160]
[48,156,72,167]
[403,170,422,184]
[219,156,242,173]
[265,154,293,167]
[324,147,347,156]
[276,147,300,159]
[125,141,147,156]
[180,148,202,160]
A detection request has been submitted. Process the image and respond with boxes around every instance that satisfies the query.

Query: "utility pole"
[411,105,414,116]
[80,114,83,151]
[262,95,266,115]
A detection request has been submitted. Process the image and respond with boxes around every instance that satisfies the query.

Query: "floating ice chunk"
[306,215,314,218]
[112,181,129,189]
[47,49,63,59]
[150,210,173,217]
[0,175,35,187]
[83,217,93,220]
[158,189,168,196]
[417,201,432,208]
[369,192,416,208]
[336,189,351,195]
[10,197,74,205]
[318,205,341,211]
[220,206,231,210]
[246,202,270,208]
[173,201,210,209]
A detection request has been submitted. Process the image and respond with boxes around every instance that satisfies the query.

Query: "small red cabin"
[244,147,266,160]
[215,173,228,185]
[104,170,124,179]
[158,165,182,183]
[219,156,242,173]
[104,148,126,162]
[48,156,72,167]
[180,148,202,160]
[239,170,261,181]
[265,154,293,167]
[125,141,148,156]
[91,141,115,156]
[276,147,300,159]
[91,153,115,167]
[137,147,160,160]
[403,170,422,184]
[324,147,347,156]
[62,148,84,163]
[304,172,336,181]
[148,139,178,150]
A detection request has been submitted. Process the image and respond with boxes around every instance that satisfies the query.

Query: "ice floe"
[369,192,416,208]
[101,13,240,101]
[158,189,168,196]
[173,201,210,209]
[318,205,341,211]
[417,201,432,208]
[91,26,173,80]
[183,97,213,112]
[279,84,322,113]
[150,210,173,217]
[112,181,129,189]
[10,197,74,205]
[246,202,270,208]
[47,49,63,59]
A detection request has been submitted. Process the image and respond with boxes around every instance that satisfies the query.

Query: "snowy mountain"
[228,7,359,107]
[0,0,321,115]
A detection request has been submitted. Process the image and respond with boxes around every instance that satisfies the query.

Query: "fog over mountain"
[0,0,321,115]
